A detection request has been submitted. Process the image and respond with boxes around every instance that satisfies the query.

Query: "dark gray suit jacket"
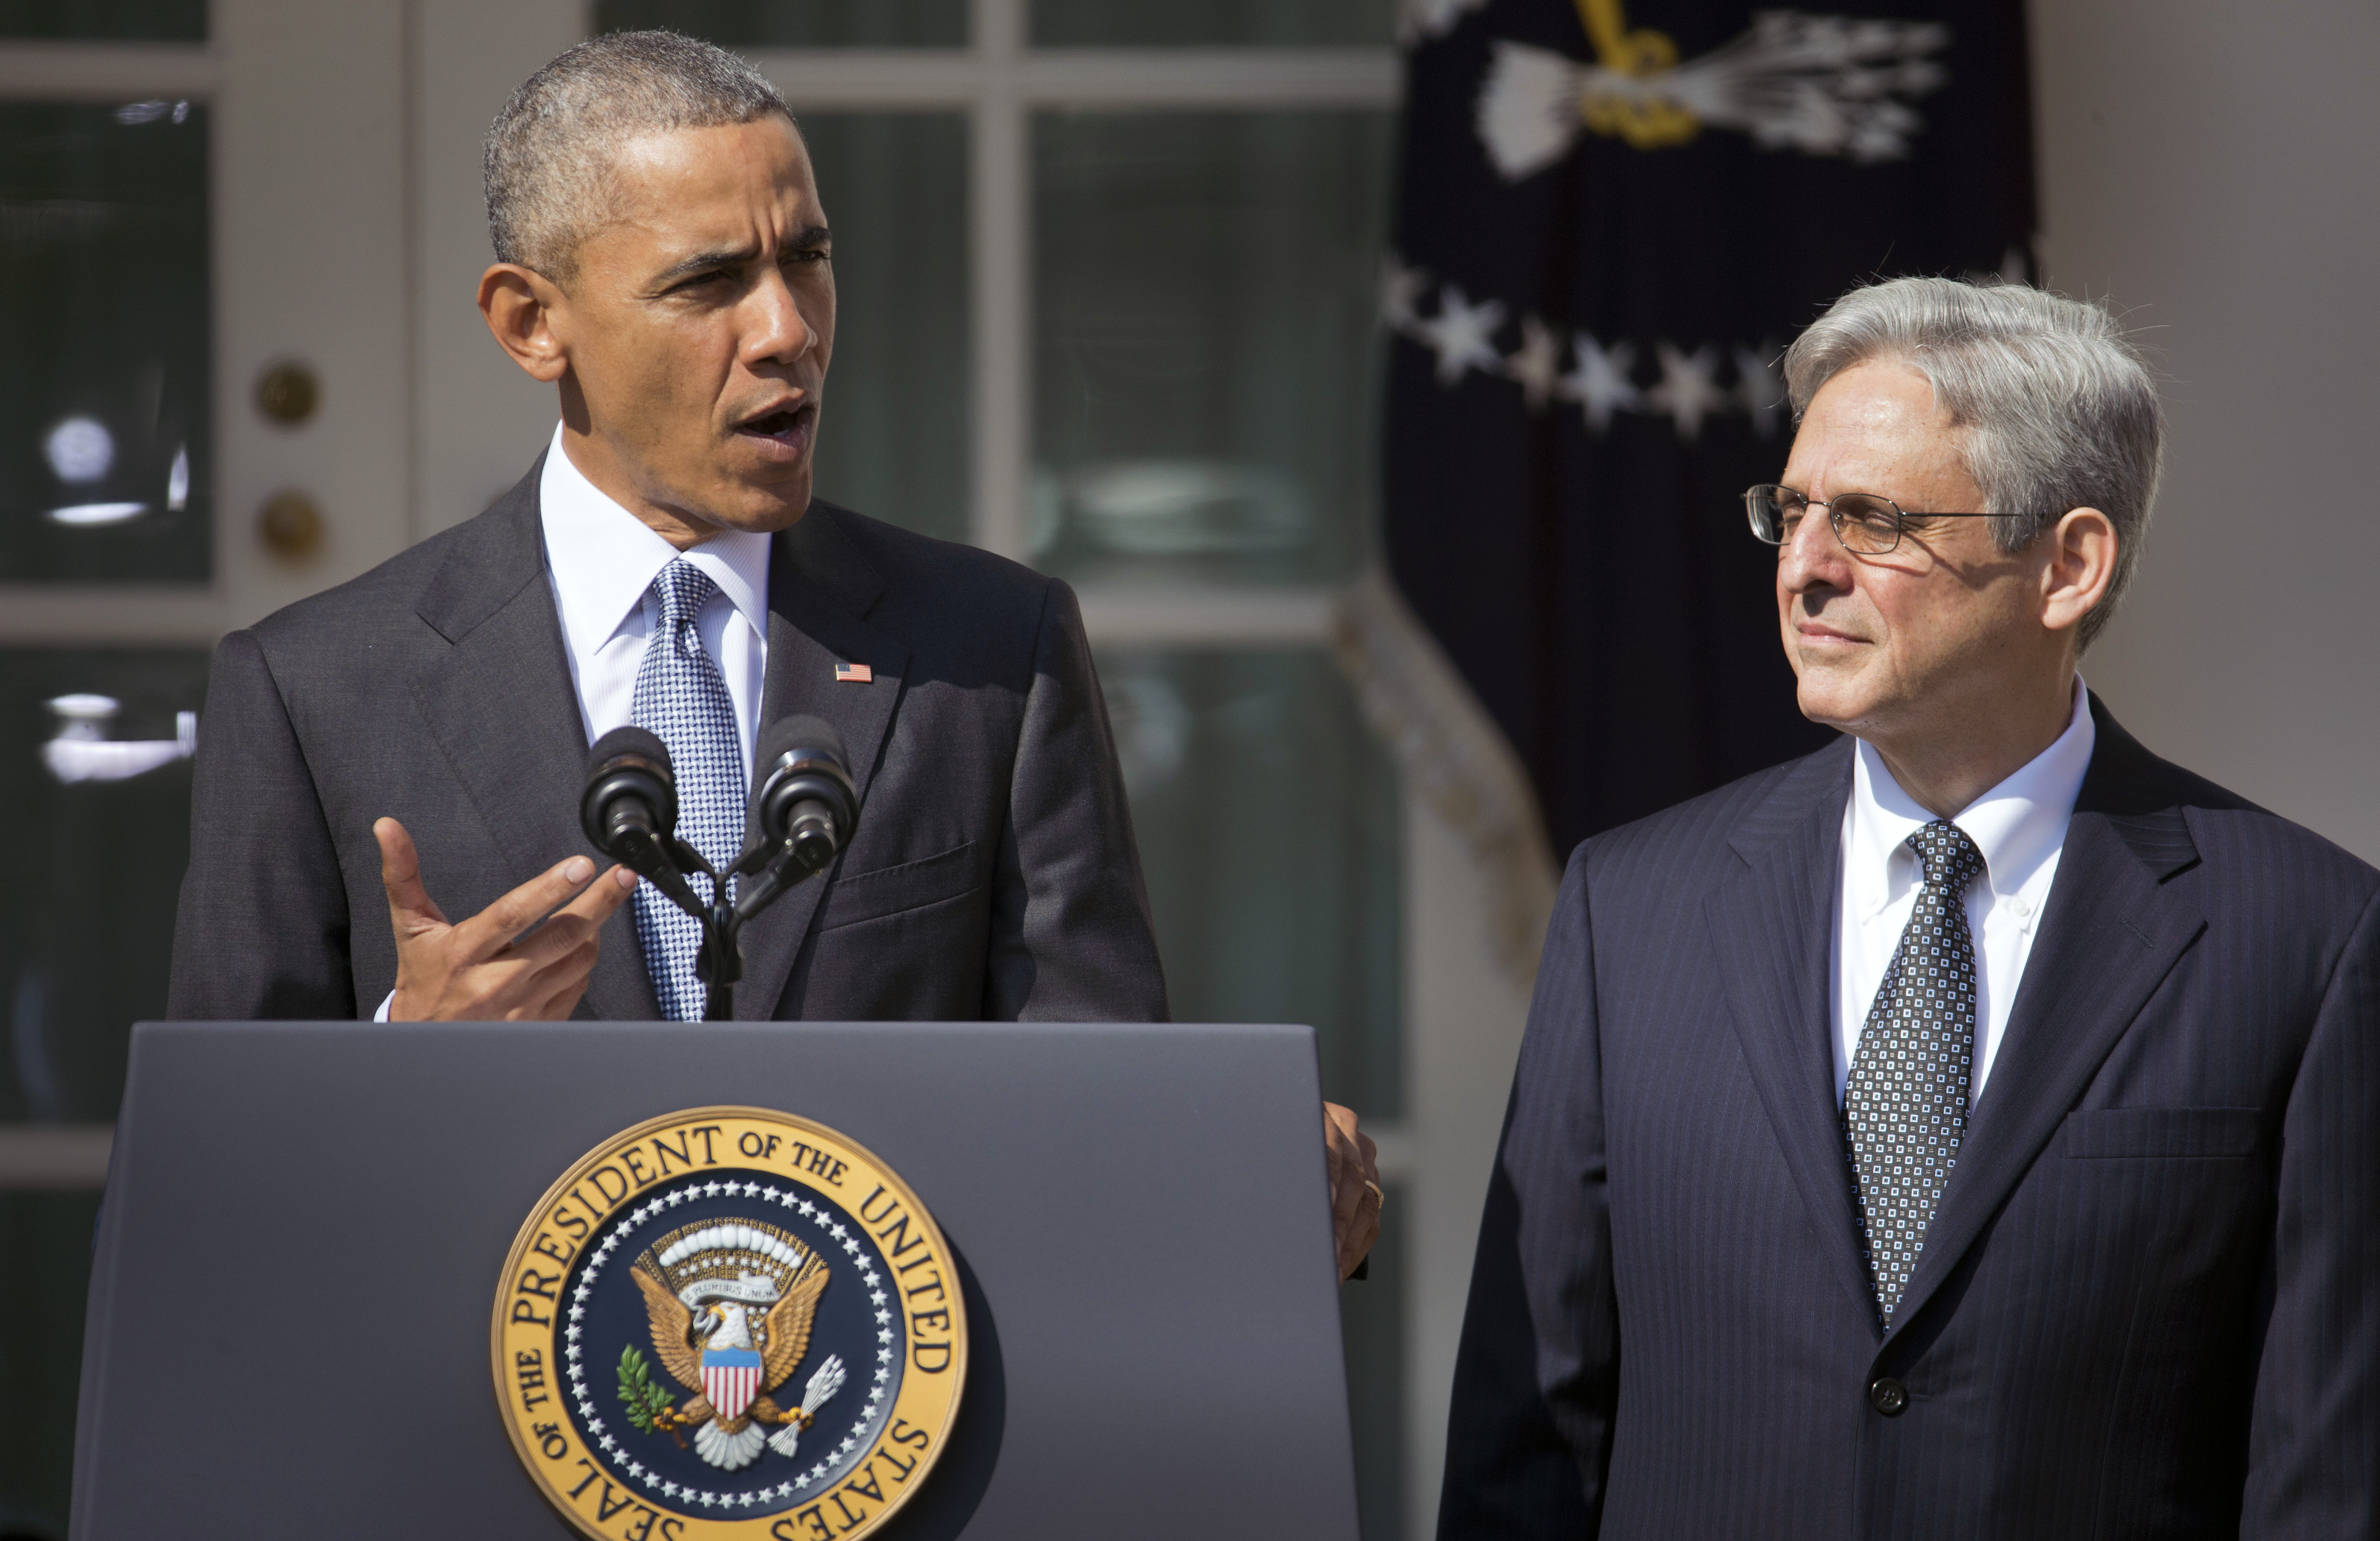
[1441,697,2380,1540]
[167,460,1169,1024]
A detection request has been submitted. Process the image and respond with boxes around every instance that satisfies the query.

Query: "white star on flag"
[1399,0,1486,44]
[1647,342,1728,440]
[1504,316,1563,413]
[1416,285,1507,386]
[1558,331,1641,433]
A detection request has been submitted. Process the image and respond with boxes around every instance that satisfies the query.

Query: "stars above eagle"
[1382,259,1786,441]
[1413,284,1508,387]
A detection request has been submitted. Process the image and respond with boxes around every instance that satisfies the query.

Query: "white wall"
[2029,0,2380,863]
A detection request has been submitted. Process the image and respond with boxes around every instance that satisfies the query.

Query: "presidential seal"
[495,1107,966,1540]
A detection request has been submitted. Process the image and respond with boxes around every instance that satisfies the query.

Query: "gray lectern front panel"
[69,1022,1358,1540]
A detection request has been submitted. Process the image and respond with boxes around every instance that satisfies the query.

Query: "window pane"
[1034,0,1390,46]
[0,102,210,583]
[0,0,201,41]
[0,1190,101,1535]
[1099,648,1400,1116]
[0,648,206,1125]
[595,0,966,47]
[1035,112,1391,585]
[799,113,970,545]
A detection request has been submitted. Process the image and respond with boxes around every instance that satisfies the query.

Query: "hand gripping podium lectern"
[68,1022,1362,1540]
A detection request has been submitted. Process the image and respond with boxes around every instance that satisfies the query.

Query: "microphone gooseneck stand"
[581,721,860,1022]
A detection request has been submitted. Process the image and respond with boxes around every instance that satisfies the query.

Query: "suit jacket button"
[1869,1376,1908,1416]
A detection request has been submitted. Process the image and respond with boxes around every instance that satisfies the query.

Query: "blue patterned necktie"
[1844,819,1986,1326]
[629,559,747,1021]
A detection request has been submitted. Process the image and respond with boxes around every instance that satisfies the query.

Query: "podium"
[68,1021,1361,1539]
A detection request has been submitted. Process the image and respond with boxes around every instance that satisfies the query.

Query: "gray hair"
[484,30,792,282]
[1782,276,2163,651]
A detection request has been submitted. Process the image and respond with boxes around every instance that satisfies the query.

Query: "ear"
[2040,506,2118,635]
[478,263,572,383]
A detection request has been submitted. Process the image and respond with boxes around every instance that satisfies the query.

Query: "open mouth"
[735,401,814,454]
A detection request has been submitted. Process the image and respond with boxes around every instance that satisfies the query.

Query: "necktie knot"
[652,559,719,653]
[1906,819,1984,896]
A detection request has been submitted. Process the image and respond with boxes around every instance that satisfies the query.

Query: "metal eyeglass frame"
[1745,484,2026,554]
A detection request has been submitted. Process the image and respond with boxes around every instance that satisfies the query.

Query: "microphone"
[735,717,859,919]
[580,728,702,909]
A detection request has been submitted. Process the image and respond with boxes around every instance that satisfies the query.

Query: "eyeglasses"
[1745,484,2024,555]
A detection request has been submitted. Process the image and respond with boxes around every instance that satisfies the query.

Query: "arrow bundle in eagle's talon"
[768,1353,847,1459]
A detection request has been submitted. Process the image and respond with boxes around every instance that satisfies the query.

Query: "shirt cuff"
[373,991,395,1022]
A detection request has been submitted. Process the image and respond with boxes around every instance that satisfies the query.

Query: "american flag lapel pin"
[834,661,873,683]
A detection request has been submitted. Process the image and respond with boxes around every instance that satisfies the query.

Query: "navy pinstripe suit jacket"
[1440,697,2380,1540]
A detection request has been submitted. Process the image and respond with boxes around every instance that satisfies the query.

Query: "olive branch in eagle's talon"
[618,1346,699,1443]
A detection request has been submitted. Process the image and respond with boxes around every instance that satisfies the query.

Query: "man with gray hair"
[163,30,1385,1275]
[1438,276,2378,1537]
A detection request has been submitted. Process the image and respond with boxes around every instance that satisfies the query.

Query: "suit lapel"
[1704,740,1879,1330]
[408,461,659,1022]
[1884,699,2207,1339]
[733,504,910,1021]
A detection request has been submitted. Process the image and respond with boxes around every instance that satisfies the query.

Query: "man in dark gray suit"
[164,32,1383,1273]
[1439,278,2378,1537]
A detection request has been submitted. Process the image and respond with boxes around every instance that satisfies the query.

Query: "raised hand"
[377,816,637,1021]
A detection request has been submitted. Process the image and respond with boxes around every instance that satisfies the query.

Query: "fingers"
[1324,1102,1384,1282]
[1324,1102,1364,1222]
[376,818,449,936]
[482,864,637,1019]
[561,864,640,925]
[455,855,602,962]
[499,864,637,972]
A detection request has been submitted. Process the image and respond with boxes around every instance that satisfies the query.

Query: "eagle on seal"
[631,1241,846,1470]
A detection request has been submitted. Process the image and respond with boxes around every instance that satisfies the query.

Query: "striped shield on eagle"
[701,1345,764,1421]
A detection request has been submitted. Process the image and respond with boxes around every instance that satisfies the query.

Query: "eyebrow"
[648,224,832,288]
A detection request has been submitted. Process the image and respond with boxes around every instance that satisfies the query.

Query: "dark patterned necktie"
[1845,818,1986,1326]
[629,560,747,1021]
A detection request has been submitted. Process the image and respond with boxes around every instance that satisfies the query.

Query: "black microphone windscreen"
[587,724,671,779]
[754,715,850,774]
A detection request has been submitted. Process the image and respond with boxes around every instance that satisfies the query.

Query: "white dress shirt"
[538,422,774,764]
[373,425,774,1019]
[1831,678,2095,1108]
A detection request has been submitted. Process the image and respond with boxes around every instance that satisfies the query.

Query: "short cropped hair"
[1783,276,2163,651]
[484,30,792,282]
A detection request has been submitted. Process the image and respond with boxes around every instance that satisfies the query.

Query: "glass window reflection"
[798,113,970,546]
[0,102,210,583]
[1034,0,1392,47]
[0,647,207,1125]
[0,0,202,41]
[1035,111,1392,585]
[0,1190,101,1535]
[594,0,967,48]
[1099,647,1400,1116]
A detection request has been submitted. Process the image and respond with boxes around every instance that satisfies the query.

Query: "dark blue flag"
[1382,0,2035,860]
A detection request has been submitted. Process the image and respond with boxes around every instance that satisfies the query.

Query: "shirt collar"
[1850,676,2096,910]
[537,422,774,658]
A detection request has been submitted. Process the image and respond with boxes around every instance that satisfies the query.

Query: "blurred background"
[0,1,2372,1536]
